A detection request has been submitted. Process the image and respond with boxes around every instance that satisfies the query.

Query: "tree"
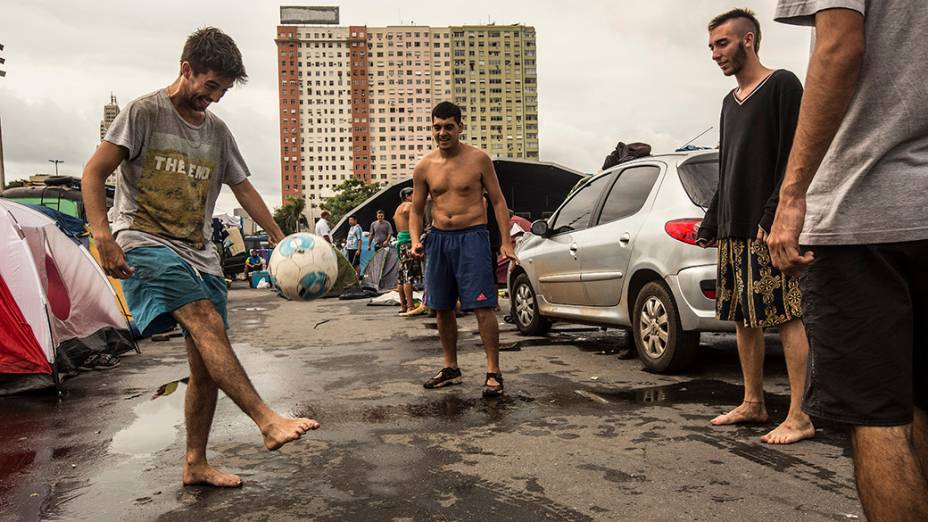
[320,177,383,224]
[273,196,308,236]
[3,179,26,190]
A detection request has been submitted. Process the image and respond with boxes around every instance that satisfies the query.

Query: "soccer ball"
[269,233,338,301]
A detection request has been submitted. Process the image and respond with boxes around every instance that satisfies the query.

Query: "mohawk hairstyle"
[708,8,762,54]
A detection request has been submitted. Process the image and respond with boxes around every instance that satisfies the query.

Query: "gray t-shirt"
[105,89,249,275]
[776,0,928,245]
[369,220,393,247]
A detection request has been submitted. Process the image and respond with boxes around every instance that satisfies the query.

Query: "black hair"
[399,187,413,200]
[431,101,462,123]
[181,27,248,83]
[708,8,762,54]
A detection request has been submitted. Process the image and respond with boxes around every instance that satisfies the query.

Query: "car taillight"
[665,219,703,245]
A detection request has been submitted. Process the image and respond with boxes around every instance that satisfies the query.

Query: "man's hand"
[411,240,424,259]
[499,243,518,263]
[267,229,285,247]
[768,196,814,276]
[756,226,768,244]
[96,237,135,279]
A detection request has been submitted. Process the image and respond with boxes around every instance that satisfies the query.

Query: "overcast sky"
[0,0,811,213]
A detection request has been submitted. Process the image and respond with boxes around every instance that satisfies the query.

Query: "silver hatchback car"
[509,150,733,373]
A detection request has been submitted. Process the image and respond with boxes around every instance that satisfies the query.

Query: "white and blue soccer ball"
[269,233,338,301]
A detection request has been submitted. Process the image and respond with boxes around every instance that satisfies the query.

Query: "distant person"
[409,101,515,398]
[244,248,265,279]
[769,2,928,518]
[81,27,317,488]
[345,215,363,274]
[315,210,332,243]
[393,187,422,314]
[698,8,814,444]
[368,209,393,252]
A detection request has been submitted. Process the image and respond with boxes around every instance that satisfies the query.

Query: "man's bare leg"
[401,284,415,314]
[181,336,241,487]
[761,318,816,444]
[173,300,319,451]
[435,309,459,369]
[398,285,408,313]
[711,323,769,425]
[914,408,928,483]
[473,308,501,388]
[851,421,928,520]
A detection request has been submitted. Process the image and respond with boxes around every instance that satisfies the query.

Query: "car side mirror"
[530,220,549,237]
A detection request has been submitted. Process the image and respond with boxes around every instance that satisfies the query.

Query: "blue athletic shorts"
[425,225,498,311]
[121,246,229,338]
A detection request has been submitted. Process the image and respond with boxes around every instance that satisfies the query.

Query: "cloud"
[0,0,812,214]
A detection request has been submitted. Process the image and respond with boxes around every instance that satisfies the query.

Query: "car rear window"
[677,159,719,208]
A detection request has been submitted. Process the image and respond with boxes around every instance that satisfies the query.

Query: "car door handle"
[619,233,631,245]
[569,243,578,256]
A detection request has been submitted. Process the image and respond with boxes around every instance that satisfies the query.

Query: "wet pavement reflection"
[0,293,859,521]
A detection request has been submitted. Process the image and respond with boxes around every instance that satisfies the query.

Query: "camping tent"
[361,247,399,293]
[0,200,136,395]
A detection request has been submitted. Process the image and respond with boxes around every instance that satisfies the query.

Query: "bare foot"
[710,402,769,426]
[183,462,243,488]
[261,414,320,451]
[760,416,816,445]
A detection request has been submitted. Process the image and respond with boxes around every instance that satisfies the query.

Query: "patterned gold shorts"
[716,238,802,328]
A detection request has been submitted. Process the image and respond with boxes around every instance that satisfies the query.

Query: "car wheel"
[512,273,551,336]
[632,281,699,373]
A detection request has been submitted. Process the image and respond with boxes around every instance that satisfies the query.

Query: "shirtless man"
[409,101,515,398]
[82,28,317,488]
[393,187,421,314]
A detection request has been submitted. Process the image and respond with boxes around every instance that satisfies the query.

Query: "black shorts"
[801,239,928,426]
[346,249,360,267]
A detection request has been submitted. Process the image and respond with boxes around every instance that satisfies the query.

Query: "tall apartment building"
[99,94,120,141]
[100,94,120,185]
[276,17,538,214]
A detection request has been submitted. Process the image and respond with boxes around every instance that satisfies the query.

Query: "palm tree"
[273,196,308,235]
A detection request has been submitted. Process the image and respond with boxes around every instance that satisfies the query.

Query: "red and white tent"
[0,200,134,395]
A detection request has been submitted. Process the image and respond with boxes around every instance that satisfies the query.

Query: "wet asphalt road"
[0,283,863,521]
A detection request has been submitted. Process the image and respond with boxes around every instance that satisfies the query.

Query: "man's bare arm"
[481,153,516,261]
[768,8,864,274]
[230,179,285,244]
[82,141,135,278]
[409,162,429,256]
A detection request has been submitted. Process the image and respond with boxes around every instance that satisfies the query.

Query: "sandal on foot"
[423,367,462,389]
[483,372,504,398]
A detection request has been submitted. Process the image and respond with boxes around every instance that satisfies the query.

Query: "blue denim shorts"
[121,246,229,338]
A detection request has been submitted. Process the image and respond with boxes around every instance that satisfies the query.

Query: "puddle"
[589,379,773,407]
[296,392,536,426]
[502,331,631,353]
[110,382,186,457]
[0,451,36,500]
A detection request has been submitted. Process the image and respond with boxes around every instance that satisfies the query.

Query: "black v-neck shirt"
[699,69,803,240]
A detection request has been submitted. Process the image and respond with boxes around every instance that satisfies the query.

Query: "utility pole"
[0,42,6,190]
[49,159,63,176]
